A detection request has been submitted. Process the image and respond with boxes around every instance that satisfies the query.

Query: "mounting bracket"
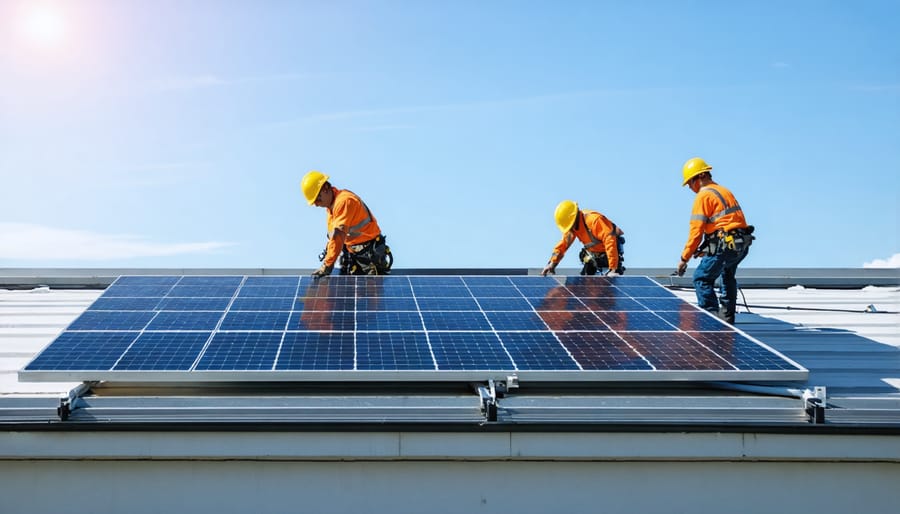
[58,382,95,421]
[803,386,827,424]
[476,375,519,422]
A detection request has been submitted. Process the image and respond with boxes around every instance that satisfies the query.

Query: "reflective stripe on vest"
[582,211,606,250]
[691,187,742,224]
[342,190,374,239]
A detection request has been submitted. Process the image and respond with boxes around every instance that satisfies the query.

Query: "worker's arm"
[542,232,575,276]
[676,193,712,275]
[314,228,346,278]
[601,228,620,272]
[680,193,711,262]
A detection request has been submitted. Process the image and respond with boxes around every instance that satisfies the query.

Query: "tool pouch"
[579,248,610,276]
[342,235,393,275]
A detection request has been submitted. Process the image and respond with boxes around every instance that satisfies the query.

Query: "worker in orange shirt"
[541,200,625,277]
[301,171,393,278]
[675,157,754,324]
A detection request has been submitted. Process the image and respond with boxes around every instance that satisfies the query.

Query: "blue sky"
[1,0,898,271]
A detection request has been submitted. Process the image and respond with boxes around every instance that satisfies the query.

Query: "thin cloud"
[353,124,417,132]
[772,61,790,69]
[150,72,310,92]
[261,88,627,129]
[863,253,900,268]
[0,223,235,261]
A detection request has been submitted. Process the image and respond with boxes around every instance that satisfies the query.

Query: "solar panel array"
[20,275,807,383]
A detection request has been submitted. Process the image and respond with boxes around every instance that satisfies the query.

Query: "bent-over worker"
[300,170,393,278]
[541,200,625,277]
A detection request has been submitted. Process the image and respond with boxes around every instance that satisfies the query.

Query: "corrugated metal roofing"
[1,269,898,429]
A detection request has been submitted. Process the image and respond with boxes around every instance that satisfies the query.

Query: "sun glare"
[20,4,66,47]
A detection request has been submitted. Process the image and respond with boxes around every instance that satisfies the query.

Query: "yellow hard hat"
[554,200,579,232]
[682,157,712,186]
[301,170,330,205]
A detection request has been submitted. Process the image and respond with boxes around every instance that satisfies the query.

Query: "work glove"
[311,264,334,279]
[540,263,556,276]
[605,270,621,277]
[676,260,688,277]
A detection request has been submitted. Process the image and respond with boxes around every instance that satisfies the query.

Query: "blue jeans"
[693,245,750,321]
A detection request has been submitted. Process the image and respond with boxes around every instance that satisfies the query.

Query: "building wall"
[2,459,898,514]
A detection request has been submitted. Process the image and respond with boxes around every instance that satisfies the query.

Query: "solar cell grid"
[580,297,646,311]
[416,297,480,311]
[421,311,491,331]
[356,332,435,370]
[356,296,418,311]
[497,332,579,370]
[101,285,172,298]
[26,332,139,370]
[462,276,514,286]
[222,311,291,331]
[468,286,520,297]
[356,311,423,331]
[156,297,231,311]
[484,311,548,331]
[21,274,807,383]
[475,297,533,311]
[277,332,354,370]
[69,311,156,331]
[196,332,282,370]
[147,311,223,331]
[230,297,295,311]
[237,285,298,298]
[167,285,238,298]
[288,310,355,331]
[619,332,733,370]
[412,285,470,297]
[296,297,355,311]
[539,311,608,331]
[177,276,243,287]
[114,332,210,370]
[243,276,300,287]
[89,297,161,311]
[428,332,513,370]
[528,295,589,312]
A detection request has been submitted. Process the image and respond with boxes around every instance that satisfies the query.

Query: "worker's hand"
[676,260,688,277]
[540,263,556,276]
[312,264,334,279]
[605,270,621,277]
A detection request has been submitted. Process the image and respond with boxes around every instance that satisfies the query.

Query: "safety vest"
[322,188,382,266]
[681,183,749,261]
[550,210,622,270]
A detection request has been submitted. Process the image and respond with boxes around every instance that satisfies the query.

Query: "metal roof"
[1,268,898,431]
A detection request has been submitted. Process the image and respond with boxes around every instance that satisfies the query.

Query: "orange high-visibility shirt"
[549,210,622,270]
[323,187,382,267]
[681,182,748,262]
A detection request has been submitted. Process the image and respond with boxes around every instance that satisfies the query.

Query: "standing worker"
[541,200,625,277]
[301,171,393,278]
[675,157,754,324]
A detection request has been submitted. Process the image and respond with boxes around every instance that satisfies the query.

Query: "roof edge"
[0,267,897,289]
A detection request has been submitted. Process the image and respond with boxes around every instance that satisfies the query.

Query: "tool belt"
[578,235,626,276]
[339,235,393,275]
[697,226,755,257]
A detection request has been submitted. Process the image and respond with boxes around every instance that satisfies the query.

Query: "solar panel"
[19,275,808,383]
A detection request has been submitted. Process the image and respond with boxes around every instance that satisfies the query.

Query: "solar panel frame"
[20,275,808,383]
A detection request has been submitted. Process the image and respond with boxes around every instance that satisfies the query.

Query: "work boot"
[718,305,735,325]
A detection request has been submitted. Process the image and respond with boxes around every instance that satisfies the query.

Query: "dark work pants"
[692,245,750,322]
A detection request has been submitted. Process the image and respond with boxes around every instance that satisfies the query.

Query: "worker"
[300,170,393,278]
[541,200,625,277]
[675,157,754,324]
